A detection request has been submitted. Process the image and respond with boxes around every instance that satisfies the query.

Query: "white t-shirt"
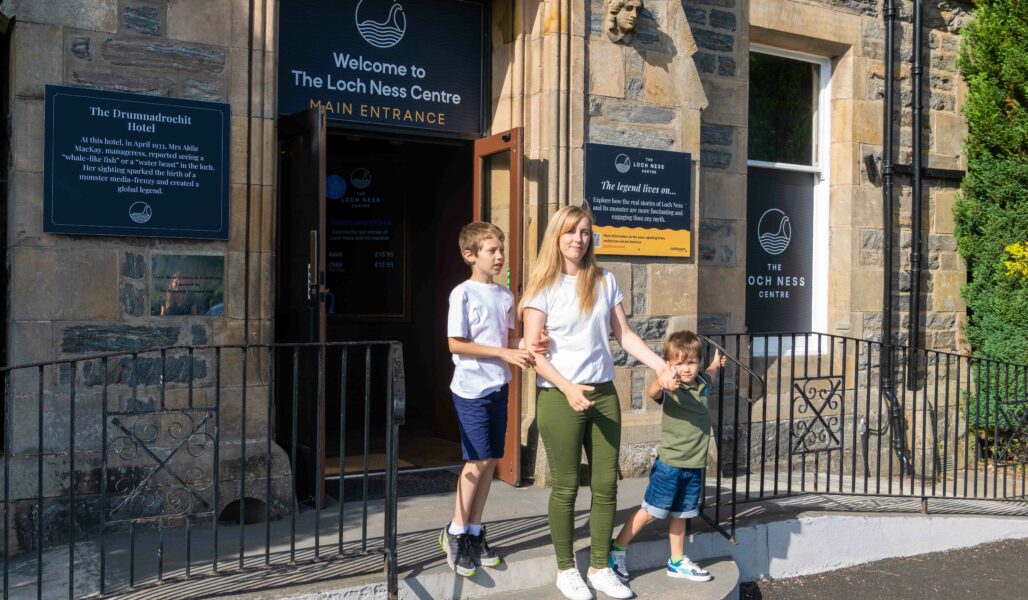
[524,270,624,388]
[447,280,516,398]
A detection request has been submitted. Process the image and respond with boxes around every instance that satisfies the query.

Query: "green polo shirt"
[656,373,712,469]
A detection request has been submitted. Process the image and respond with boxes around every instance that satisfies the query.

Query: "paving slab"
[505,557,740,600]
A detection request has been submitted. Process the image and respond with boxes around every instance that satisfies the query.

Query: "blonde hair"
[520,205,604,315]
[664,331,701,362]
[458,221,505,265]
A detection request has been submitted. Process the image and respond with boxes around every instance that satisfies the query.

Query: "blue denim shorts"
[641,458,703,519]
[452,384,508,461]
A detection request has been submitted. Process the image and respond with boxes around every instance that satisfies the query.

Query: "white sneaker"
[587,567,634,599]
[556,568,594,600]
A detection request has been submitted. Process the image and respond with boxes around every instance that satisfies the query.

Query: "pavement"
[740,537,1028,600]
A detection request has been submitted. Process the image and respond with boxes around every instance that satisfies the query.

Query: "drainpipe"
[881,0,912,476]
[907,0,924,388]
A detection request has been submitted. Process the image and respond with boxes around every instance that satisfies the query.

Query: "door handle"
[308,230,318,301]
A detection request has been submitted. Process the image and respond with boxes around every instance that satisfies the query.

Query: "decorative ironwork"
[790,376,844,454]
[992,397,1028,471]
[105,410,216,522]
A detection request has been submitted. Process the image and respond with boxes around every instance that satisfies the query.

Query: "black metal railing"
[697,332,1028,541]
[0,341,405,599]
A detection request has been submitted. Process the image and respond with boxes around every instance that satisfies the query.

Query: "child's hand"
[563,383,596,412]
[715,349,727,369]
[531,328,552,355]
[499,348,534,369]
[658,364,679,390]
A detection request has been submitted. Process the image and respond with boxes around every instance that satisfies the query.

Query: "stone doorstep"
[235,535,740,600]
[505,557,740,600]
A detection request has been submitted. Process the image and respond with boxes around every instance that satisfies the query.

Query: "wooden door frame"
[472,127,524,485]
[276,107,329,505]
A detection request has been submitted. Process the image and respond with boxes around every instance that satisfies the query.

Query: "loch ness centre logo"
[757,208,791,256]
[128,201,153,224]
[355,0,407,49]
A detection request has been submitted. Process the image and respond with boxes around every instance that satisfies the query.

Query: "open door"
[275,107,328,504]
[473,128,524,485]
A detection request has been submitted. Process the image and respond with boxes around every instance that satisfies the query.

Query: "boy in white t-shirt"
[439,222,535,577]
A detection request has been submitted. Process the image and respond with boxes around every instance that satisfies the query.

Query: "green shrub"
[956,0,1028,431]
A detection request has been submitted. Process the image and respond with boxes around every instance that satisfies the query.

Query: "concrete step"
[504,557,740,600]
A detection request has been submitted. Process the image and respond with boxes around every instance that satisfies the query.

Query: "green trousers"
[537,381,621,570]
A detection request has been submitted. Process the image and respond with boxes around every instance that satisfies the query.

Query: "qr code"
[592,233,601,248]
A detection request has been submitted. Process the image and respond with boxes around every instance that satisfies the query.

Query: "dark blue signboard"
[278,0,484,135]
[745,167,813,332]
[44,85,230,239]
[585,143,692,257]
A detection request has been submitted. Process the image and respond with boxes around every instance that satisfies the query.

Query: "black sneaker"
[468,526,501,567]
[439,523,476,576]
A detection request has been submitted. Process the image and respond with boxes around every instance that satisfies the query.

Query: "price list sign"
[43,85,229,239]
[325,160,406,318]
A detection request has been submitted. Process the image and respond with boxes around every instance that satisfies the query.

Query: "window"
[745,46,831,354]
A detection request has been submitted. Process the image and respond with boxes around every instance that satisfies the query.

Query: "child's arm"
[448,338,534,369]
[646,376,666,404]
[705,349,727,374]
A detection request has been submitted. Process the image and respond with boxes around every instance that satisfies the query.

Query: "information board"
[584,143,692,258]
[278,0,484,135]
[43,85,229,239]
[745,167,813,332]
[325,160,406,318]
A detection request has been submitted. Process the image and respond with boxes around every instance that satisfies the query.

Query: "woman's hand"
[562,383,596,412]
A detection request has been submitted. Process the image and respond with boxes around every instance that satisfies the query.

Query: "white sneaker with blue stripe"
[666,557,712,581]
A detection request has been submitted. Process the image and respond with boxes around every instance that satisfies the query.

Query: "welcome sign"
[278,0,484,135]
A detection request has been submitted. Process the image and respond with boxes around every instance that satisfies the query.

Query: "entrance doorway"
[274,109,525,500]
[323,132,472,476]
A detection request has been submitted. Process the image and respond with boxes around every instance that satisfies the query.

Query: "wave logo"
[355,0,407,49]
[351,167,372,189]
[757,208,791,255]
[128,201,153,224]
[614,153,631,174]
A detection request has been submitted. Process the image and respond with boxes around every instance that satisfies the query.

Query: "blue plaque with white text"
[43,85,230,239]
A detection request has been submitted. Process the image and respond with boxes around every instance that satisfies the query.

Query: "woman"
[521,205,677,600]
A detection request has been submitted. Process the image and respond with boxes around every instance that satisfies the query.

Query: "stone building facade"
[0,0,972,519]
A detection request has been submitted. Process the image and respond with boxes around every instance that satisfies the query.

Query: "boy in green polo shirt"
[608,330,726,583]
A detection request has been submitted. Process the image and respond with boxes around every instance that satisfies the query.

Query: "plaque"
[151,254,226,317]
[44,85,230,239]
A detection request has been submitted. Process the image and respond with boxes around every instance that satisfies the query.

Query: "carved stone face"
[607,0,644,44]
[616,0,642,32]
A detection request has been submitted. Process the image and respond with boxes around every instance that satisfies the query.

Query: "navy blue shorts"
[452,384,508,461]
[641,458,703,519]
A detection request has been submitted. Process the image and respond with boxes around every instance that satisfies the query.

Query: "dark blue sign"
[745,167,814,332]
[278,0,484,135]
[44,85,230,239]
[585,143,692,257]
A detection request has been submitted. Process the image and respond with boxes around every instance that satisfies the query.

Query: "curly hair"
[606,0,644,35]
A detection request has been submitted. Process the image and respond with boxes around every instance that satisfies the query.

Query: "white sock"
[468,523,482,536]
[448,522,467,536]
